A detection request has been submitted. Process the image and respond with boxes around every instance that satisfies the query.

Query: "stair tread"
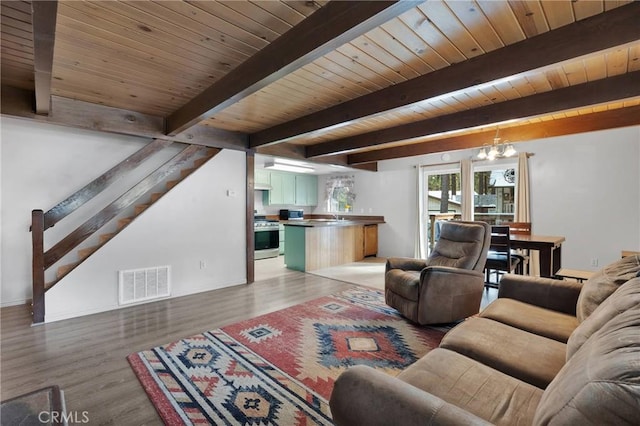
[134,204,150,215]
[100,232,116,243]
[117,217,134,231]
[181,167,196,176]
[193,157,209,167]
[57,262,79,279]
[78,245,99,260]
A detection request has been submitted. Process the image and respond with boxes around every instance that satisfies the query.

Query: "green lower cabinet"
[279,224,285,255]
[284,226,306,271]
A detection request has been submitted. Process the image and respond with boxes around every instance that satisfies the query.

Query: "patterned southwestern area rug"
[128,287,450,425]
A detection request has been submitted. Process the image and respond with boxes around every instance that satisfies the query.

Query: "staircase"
[31,142,221,323]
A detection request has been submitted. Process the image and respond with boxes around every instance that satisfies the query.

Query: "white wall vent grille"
[119,265,171,305]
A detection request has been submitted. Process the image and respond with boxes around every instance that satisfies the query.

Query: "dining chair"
[484,225,521,287]
[505,222,532,275]
[505,222,531,235]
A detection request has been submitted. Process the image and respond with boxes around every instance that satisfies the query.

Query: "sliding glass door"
[420,159,518,255]
[422,166,462,252]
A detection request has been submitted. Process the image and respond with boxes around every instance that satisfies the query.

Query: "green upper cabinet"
[255,169,270,186]
[295,174,318,206]
[268,171,296,205]
[259,170,318,206]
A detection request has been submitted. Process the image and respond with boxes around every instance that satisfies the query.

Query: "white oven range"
[254,215,279,260]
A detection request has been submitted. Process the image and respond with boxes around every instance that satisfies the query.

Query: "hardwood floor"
[0,270,352,425]
[0,257,496,424]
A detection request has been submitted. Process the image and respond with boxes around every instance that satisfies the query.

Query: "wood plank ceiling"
[1,0,639,168]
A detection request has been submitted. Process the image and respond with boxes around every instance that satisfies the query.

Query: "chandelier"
[477,129,516,160]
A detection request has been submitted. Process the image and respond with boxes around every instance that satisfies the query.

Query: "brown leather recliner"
[385,220,491,324]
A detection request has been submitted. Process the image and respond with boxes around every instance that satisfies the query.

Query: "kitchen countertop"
[281,218,384,227]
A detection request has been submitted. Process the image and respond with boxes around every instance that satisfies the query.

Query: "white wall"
[315,126,640,271]
[1,117,247,319]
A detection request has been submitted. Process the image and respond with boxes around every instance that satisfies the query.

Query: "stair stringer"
[44,149,248,322]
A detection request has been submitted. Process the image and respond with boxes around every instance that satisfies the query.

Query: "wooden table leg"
[539,247,552,277]
[552,245,562,275]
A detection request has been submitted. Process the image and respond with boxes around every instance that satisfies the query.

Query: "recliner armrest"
[386,257,428,273]
[330,365,492,426]
[498,274,583,315]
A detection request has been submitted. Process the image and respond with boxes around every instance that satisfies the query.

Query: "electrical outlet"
[590,258,599,267]
[199,260,206,269]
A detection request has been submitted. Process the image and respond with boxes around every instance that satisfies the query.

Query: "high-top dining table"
[510,234,566,278]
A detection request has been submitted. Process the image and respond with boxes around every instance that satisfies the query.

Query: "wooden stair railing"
[42,144,207,269]
[32,210,46,324]
[31,143,220,324]
[42,139,173,230]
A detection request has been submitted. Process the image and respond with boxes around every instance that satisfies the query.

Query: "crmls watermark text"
[39,410,90,424]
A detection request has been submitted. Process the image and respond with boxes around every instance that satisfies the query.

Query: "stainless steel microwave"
[279,209,304,220]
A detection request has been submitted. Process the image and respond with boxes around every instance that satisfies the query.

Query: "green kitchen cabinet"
[268,171,296,205]
[295,174,318,206]
[255,169,270,187]
[259,170,318,206]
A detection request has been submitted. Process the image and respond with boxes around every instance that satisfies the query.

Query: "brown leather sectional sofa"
[330,255,640,425]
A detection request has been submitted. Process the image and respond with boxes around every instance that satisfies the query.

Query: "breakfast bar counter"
[283,218,384,272]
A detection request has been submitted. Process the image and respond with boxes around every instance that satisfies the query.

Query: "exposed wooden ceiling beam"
[307,72,640,157]
[255,141,306,160]
[31,0,58,115]
[347,105,640,164]
[1,86,247,150]
[166,0,422,136]
[250,2,640,147]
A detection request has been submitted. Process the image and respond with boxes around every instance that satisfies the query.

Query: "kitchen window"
[326,174,355,213]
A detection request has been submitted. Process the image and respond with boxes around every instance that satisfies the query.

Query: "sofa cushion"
[534,306,640,425]
[440,317,566,389]
[330,364,493,426]
[398,348,543,426]
[385,270,420,301]
[480,298,579,343]
[576,254,640,321]
[567,277,640,360]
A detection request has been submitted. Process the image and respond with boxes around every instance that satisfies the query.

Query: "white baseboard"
[1,298,30,308]
[44,279,247,323]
